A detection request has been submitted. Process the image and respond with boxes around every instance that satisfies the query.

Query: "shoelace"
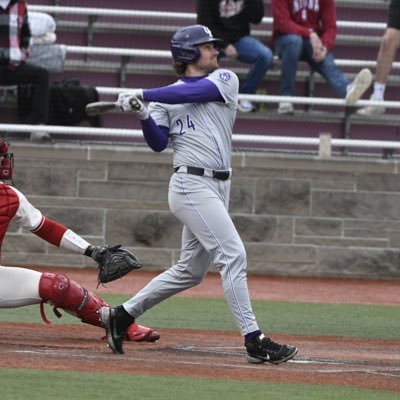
[261,337,282,352]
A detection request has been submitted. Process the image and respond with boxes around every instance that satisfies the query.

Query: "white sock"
[371,82,385,101]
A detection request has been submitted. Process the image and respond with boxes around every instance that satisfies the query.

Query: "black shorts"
[388,0,400,29]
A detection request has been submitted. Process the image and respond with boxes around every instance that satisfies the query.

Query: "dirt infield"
[0,268,399,392]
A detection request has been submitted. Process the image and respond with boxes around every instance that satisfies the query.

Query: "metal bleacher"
[1,0,399,156]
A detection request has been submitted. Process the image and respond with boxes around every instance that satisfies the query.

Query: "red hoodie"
[272,0,337,50]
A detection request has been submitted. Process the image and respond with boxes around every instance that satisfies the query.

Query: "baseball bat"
[85,101,118,116]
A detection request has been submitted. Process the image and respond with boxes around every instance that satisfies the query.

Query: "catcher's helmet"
[0,138,13,181]
[170,24,222,63]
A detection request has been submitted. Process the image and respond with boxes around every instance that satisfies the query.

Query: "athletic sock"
[372,82,385,100]
[245,330,262,341]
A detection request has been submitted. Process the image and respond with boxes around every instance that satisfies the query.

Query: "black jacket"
[196,0,264,48]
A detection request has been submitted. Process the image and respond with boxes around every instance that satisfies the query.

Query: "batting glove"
[116,89,143,111]
[127,96,149,120]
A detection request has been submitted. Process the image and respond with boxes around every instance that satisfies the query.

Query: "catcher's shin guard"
[38,272,108,327]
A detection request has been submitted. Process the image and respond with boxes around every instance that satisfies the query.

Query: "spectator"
[197,0,273,112]
[0,0,50,141]
[272,0,372,114]
[358,0,400,116]
[28,11,66,74]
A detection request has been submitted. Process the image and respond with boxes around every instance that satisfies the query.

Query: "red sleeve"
[31,216,67,247]
[272,0,311,38]
[319,0,337,51]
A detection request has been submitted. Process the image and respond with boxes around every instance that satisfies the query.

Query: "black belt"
[174,166,231,181]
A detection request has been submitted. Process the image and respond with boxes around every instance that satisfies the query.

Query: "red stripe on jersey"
[32,217,67,247]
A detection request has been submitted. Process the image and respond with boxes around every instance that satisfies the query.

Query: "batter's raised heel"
[245,333,298,364]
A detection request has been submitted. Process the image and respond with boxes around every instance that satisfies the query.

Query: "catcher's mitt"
[88,244,143,285]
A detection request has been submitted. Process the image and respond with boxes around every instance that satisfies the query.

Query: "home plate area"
[0,323,399,392]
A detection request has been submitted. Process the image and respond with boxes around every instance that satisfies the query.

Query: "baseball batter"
[99,25,298,364]
[0,138,158,343]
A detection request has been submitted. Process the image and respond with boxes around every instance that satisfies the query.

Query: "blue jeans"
[274,34,349,98]
[232,36,273,94]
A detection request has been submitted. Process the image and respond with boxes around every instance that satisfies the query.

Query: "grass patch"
[1,295,399,340]
[1,368,398,400]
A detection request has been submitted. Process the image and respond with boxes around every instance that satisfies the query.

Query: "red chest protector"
[0,184,19,253]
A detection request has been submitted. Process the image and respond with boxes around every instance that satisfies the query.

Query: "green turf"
[1,295,399,340]
[0,369,398,400]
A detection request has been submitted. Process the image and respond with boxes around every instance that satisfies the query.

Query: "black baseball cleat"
[245,333,298,364]
[99,305,135,354]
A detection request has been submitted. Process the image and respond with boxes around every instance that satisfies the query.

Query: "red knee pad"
[39,272,109,327]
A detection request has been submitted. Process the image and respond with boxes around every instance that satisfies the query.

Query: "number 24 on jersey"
[176,115,195,135]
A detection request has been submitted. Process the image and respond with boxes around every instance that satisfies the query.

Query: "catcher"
[0,138,159,343]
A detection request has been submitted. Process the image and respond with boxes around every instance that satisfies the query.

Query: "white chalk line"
[10,347,400,378]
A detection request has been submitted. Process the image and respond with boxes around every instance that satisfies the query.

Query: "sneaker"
[126,323,160,343]
[278,102,294,115]
[245,333,298,364]
[238,99,256,113]
[30,131,52,142]
[357,96,385,116]
[99,305,135,354]
[345,68,372,105]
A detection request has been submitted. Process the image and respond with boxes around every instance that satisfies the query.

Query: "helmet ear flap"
[170,43,200,64]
